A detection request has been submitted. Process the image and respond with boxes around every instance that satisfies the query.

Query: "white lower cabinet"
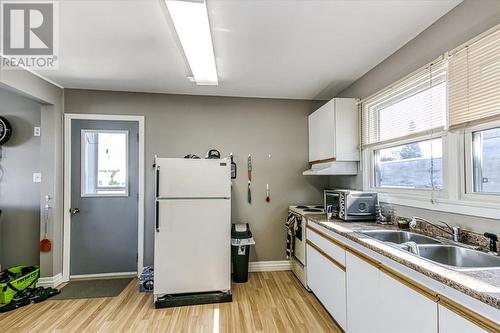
[346,251,381,333]
[306,224,495,333]
[379,271,437,333]
[438,305,486,333]
[306,244,347,330]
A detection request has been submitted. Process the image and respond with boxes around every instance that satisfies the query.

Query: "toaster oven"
[324,189,378,221]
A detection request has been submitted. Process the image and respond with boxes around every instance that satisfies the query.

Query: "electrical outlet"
[34,127,41,137]
[33,173,42,183]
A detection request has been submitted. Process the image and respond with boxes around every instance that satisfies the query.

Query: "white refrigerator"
[153,157,232,306]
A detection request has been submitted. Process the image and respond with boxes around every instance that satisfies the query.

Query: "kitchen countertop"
[307,214,500,311]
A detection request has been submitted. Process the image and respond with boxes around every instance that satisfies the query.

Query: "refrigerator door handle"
[156,167,160,198]
[155,167,160,231]
[155,200,160,232]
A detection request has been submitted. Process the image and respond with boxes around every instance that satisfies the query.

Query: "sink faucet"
[410,216,461,242]
[401,241,420,255]
[484,233,498,254]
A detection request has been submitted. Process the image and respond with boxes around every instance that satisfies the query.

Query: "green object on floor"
[0,265,40,305]
[51,278,132,300]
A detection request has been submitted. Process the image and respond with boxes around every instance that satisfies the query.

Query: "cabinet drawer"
[307,243,347,330]
[307,226,346,267]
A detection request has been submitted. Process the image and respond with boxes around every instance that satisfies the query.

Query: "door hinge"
[136,253,139,263]
[137,133,139,142]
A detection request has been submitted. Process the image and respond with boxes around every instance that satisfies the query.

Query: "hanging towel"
[286,212,296,259]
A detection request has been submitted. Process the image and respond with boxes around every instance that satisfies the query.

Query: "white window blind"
[361,59,447,147]
[448,27,500,128]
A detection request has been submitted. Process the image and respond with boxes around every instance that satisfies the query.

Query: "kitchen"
[0,0,499,332]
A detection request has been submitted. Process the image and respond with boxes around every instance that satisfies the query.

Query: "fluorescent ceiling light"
[165,0,218,86]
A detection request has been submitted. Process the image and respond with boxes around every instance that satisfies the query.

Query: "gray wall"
[338,0,500,99]
[64,89,327,264]
[0,88,41,269]
[1,58,65,278]
[331,0,500,235]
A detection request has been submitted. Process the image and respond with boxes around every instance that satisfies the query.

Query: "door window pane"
[82,130,128,196]
[374,138,443,189]
[472,127,500,193]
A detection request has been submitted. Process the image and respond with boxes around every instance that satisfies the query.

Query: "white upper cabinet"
[308,98,359,163]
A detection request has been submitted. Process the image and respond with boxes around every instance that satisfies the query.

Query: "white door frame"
[63,113,145,282]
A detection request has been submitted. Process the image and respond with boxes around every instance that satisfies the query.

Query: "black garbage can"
[231,223,255,283]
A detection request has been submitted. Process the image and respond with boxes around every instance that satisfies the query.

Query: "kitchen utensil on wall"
[247,181,252,204]
[266,184,270,202]
[247,155,252,204]
[247,155,252,181]
[230,153,236,179]
[40,204,51,252]
[206,149,221,159]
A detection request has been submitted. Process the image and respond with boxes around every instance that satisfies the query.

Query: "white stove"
[289,205,325,215]
[287,205,324,288]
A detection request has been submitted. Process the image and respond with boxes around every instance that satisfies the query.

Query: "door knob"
[69,208,80,216]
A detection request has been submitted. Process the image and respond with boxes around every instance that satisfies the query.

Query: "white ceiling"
[37,0,461,100]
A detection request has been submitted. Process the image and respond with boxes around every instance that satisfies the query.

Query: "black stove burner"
[303,208,322,212]
[295,205,309,209]
[314,205,324,209]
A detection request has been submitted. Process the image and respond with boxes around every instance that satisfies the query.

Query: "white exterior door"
[154,198,231,296]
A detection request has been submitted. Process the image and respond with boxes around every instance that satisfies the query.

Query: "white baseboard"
[70,271,137,280]
[37,273,63,288]
[248,260,292,272]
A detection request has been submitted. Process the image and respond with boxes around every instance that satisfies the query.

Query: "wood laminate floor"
[0,271,341,332]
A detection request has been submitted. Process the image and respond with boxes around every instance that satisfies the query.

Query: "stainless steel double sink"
[360,230,500,271]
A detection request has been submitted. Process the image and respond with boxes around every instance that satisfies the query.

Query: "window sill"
[377,192,500,220]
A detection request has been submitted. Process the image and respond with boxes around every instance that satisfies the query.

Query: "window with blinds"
[448,28,500,128]
[362,59,447,147]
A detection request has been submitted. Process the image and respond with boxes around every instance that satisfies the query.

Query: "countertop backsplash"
[394,215,498,253]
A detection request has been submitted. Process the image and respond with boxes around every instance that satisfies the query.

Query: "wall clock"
[0,116,12,145]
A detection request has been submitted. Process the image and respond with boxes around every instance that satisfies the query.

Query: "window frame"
[362,126,500,219]
[372,136,444,191]
[363,131,448,199]
[80,129,129,198]
[358,26,500,219]
[462,119,500,202]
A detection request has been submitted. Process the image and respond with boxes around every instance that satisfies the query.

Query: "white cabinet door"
[379,271,437,333]
[307,244,347,330]
[308,100,335,162]
[346,251,381,333]
[334,98,359,161]
[439,305,486,333]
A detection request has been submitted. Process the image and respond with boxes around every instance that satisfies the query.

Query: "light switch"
[33,173,42,183]
[34,127,41,137]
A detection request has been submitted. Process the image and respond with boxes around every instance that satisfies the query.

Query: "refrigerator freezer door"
[154,198,231,296]
[156,158,231,198]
